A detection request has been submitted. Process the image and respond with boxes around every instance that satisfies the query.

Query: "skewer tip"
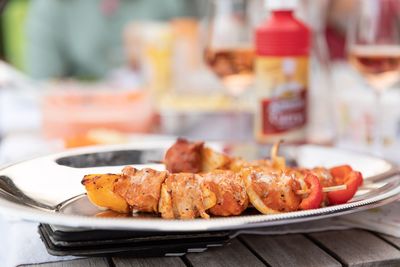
[296,184,347,195]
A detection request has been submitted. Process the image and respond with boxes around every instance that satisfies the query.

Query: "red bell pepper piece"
[299,174,323,210]
[330,165,352,181]
[327,171,363,205]
[330,165,363,187]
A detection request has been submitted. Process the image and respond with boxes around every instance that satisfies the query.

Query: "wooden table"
[22,229,400,267]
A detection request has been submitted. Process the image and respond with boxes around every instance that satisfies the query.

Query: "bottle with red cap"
[254,0,311,143]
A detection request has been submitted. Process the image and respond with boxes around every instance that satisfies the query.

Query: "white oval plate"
[0,141,399,232]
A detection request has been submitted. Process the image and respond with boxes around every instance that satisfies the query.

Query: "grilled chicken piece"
[81,173,129,213]
[288,167,335,189]
[164,138,231,173]
[241,168,302,214]
[158,173,216,219]
[114,166,167,213]
[309,167,335,187]
[230,158,273,173]
[201,147,231,173]
[164,138,204,173]
[202,170,248,216]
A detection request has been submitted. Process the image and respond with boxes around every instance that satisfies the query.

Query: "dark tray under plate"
[38,224,234,257]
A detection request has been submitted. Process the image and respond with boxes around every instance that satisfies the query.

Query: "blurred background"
[0,0,399,163]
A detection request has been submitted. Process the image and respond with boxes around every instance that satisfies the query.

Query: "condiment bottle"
[254,0,311,143]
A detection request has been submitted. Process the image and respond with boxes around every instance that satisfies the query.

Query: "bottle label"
[261,89,307,133]
[255,56,308,138]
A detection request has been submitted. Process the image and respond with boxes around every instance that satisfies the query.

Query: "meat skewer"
[163,139,348,194]
[83,167,249,219]
[82,165,362,219]
[81,139,363,219]
[162,139,363,207]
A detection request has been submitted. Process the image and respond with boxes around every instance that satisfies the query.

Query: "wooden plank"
[378,234,400,249]
[240,234,341,267]
[309,230,400,267]
[112,257,185,267]
[19,258,110,267]
[185,238,265,267]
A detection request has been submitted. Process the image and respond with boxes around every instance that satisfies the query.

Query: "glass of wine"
[204,0,262,98]
[347,0,400,155]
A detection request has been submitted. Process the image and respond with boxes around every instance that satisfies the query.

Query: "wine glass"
[347,0,400,155]
[204,0,262,98]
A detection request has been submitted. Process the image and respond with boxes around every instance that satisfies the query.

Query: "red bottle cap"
[256,10,310,57]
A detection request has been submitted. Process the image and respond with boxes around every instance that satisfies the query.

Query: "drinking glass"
[347,0,400,155]
[204,0,262,98]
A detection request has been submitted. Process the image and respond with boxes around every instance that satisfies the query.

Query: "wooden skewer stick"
[271,140,283,160]
[296,184,347,195]
[271,140,286,169]
[296,189,310,195]
[322,184,347,192]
